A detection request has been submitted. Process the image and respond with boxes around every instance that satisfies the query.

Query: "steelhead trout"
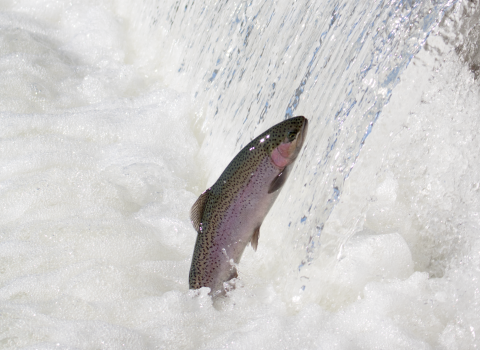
[189,116,308,296]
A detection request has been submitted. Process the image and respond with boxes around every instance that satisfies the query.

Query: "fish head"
[264,116,308,168]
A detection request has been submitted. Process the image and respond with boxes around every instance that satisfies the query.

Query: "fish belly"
[204,156,283,294]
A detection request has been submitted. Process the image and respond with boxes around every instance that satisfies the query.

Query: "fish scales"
[189,116,308,296]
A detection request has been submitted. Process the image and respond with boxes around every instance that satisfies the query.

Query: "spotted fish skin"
[189,116,308,296]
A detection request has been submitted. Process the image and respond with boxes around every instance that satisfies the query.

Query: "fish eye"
[287,131,297,141]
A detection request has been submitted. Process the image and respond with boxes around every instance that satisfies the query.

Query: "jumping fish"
[189,116,308,296]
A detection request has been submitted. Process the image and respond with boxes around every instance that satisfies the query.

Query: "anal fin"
[227,268,238,281]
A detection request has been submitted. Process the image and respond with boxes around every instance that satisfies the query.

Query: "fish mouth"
[291,117,308,155]
[297,117,308,149]
[277,117,308,160]
[271,117,309,168]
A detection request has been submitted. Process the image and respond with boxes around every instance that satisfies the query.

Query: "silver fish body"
[189,116,308,295]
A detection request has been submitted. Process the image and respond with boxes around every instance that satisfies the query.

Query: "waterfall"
[146,0,455,297]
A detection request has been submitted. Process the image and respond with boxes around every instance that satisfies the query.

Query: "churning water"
[1,0,479,348]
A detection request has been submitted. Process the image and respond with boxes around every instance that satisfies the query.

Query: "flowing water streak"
[151,0,455,293]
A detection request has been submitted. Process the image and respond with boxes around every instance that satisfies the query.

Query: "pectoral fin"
[268,170,288,193]
[190,188,211,233]
[250,225,260,251]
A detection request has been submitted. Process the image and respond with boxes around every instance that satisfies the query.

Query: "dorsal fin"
[190,188,211,233]
[250,225,260,251]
